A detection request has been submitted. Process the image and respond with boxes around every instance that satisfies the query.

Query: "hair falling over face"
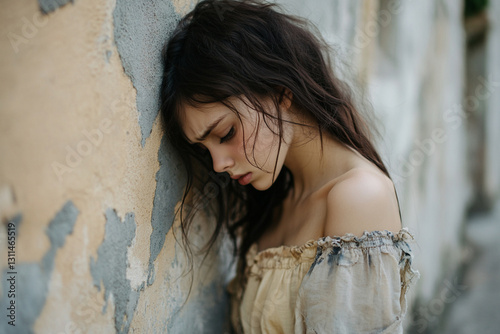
[159,0,393,304]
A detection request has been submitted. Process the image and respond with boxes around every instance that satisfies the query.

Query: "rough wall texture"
[0,0,498,333]
[89,209,140,334]
[113,0,182,147]
[0,201,78,334]
[38,0,74,14]
[0,0,230,333]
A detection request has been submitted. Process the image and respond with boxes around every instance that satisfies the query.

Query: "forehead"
[179,100,231,141]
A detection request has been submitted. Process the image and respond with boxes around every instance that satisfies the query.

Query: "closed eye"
[220,126,235,144]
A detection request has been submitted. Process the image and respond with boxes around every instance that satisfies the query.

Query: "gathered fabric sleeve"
[294,229,420,334]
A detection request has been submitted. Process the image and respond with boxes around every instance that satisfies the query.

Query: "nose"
[210,147,234,173]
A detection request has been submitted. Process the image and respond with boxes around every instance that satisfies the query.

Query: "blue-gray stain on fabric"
[113,0,185,147]
[38,0,74,14]
[147,136,186,285]
[327,246,342,276]
[307,247,323,276]
[0,201,79,334]
[167,280,231,333]
[90,208,139,334]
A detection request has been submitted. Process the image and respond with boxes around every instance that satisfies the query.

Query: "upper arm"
[323,170,402,238]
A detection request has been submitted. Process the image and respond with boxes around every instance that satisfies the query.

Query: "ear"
[277,87,293,110]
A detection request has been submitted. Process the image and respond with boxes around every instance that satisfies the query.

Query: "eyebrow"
[191,114,227,143]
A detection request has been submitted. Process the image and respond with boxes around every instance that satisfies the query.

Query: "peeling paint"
[112,0,181,147]
[0,201,79,334]
[38,0,74,14]
[148,137,186,285]
[90,208,140,334]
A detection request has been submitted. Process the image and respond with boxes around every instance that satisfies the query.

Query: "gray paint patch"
[147,136,186,285]
[38,0,74,14]
[90,208,140,334]
[166,280,231,333]
[0,201,79,334]
[113,0,184,147]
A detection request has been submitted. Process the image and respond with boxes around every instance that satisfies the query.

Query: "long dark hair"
[159,0,397,297]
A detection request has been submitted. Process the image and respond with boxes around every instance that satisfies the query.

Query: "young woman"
[160,0,420,333]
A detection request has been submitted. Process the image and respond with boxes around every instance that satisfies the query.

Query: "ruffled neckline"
[246,227,415,266]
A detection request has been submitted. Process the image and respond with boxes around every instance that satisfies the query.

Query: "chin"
[251,183,268,191]
[250,177,274,191]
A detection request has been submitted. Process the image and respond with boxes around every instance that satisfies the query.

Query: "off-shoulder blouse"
[226,228,420,334]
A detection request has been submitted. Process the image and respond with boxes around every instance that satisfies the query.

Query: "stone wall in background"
[0,0,498,333]
[485,0,500,207]
[276,0,499,332]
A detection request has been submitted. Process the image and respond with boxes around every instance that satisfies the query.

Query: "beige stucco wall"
[0,0,231,333]
[1,0,498,333]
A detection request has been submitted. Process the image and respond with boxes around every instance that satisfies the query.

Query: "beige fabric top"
[226,228,420,334]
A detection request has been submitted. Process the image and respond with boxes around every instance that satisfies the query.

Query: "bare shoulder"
[323,168,402,238]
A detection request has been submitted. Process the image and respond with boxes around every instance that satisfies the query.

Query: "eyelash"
[220,126,235,143]
[192,126,235,151]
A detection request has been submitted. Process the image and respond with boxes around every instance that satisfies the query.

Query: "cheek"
[235,126,247,157]
[238,115,282,162]
[236,121,258,157]
[250,119,277,145]
[254,127,281,155]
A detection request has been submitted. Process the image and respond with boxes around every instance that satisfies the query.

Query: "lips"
[230,172,252,185]
[237,172,252,186]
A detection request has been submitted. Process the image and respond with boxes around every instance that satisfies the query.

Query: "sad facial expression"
[180,94,294,190]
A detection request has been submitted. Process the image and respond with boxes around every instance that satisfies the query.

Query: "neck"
[283,122,367,202]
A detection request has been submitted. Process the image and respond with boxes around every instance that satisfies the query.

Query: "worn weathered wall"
[1,0,499,333]
[0,0,231,333]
